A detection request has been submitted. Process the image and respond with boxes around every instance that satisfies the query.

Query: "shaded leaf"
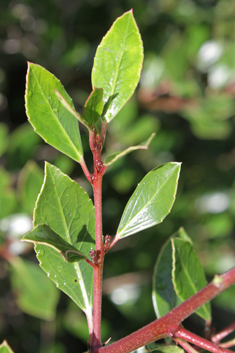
[84,87,103,126]
[172,237,211,321]
[116,162,181,239]
[152,238,181,319]
[17,160,44,215]
[104,133,155,166]
[10,257,59,320]
[0,123,9,158]
[0,168,17,219]
[33,163,95,318]
[146,343,184,353]
[25,63,83,162]
[92,10,143,122]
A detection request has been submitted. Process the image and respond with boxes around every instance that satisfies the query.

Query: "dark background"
[0,0,235,352]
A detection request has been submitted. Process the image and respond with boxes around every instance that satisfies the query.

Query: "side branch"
[97,267,235,353]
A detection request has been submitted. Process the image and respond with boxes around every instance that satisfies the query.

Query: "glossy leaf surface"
[172,237,211,321]
[0,341,14,353]
[25,63,83,162]
[10,257,59,320]
[152,238,181,319]
[92,10,143,122]
[22,224,87,262]
[84,87,103,126]
[33,163,95,316]
[104,133,155,166]
[116,162,181,238]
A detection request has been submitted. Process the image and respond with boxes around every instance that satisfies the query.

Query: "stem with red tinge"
[96,267,235,353]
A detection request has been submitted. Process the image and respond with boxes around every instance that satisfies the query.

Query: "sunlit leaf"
[32,163,95,318]
[25,63,83,162]
[0,341,14,353]
[116,162,181,239]
[92,10,143,122]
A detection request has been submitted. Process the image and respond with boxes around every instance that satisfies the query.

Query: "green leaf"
[116,162,181,239]
[104,133,155,166]
[146,344,184,353]
[0,123,9,158]
[0,341,14,353]
[23,224,87,262]
[33,162,95,317]
[10,257,59,320]
[152,238,181,319]
[54,89,91,131]
[172,237,211,321]
[25,62,83,162]
[84,87,104,126]
[92,10,143,122]
[0,168,17,219]
[17,160,44,214]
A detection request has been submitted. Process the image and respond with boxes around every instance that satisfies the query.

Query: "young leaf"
[172,237,211,321]
[152,238,182,319]
[10,257,59,320]
[25,62,83,162]
[92,10,143,122]
[116,162,181,239]
[22,224,87,262]
[84,87,104,126]
[104,133,155,167]
[0,341,14,353]
[33,162,95,317]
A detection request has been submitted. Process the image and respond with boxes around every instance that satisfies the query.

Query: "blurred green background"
[1,0,235,352]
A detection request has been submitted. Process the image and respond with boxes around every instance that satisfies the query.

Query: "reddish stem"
[96,267,235,353]
[88,128,107,350]
[174,338,200,353]
[80,158,92,183]
[92,172,104,349]
[212,321,235,344]
[174,328,234,353]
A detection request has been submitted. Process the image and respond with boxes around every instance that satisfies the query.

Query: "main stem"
[92,172,104,348]
[89,127,107,350]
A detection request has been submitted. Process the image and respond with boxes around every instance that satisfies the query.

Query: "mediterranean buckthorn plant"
[1,9,235,353]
